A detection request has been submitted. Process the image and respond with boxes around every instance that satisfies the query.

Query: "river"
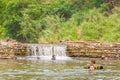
[0,58,120,80]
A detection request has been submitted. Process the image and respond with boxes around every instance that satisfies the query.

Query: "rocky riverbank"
[0,38,120,60]
[62,41,120,60]
[0,38,27,59]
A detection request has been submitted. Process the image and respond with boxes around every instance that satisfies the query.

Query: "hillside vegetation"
[0,0,120,43]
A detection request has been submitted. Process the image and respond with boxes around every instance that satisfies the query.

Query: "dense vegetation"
[0,0,120,43]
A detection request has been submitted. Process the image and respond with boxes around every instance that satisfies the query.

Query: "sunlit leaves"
[80,7,120,42]
[0,0,120,43]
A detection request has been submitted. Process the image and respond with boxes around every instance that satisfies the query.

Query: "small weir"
[27,44,71,60]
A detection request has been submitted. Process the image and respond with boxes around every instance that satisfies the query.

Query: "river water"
[0,58,120,80]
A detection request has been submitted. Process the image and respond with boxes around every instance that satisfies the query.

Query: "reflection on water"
[0,58,120,80]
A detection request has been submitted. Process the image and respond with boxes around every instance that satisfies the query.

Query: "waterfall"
[27,44,71,60]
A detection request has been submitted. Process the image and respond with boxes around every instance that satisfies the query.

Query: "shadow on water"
[0,58,120,80]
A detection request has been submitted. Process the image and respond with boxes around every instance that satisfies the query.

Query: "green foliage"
[80,7,120,42]
[0,0,120,43]
[0,26,7,38]
[101,7,120,42]
[2,1,22,40]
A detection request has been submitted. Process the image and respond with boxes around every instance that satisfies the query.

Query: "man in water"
[89,60,96,71]
[51,55,56,60]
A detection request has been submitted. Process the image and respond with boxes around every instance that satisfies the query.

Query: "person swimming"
[84,60,103,70]
[89,60,96,71]
[51,55,56,60]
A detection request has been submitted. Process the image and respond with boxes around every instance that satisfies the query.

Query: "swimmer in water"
[51,54,56,60]
[84,60,103,70]
[89,60,96,71]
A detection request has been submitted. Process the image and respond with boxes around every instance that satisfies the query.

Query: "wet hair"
[91,60,96,64]
[52,55,55,57]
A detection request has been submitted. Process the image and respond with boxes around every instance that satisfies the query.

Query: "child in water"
[89,60,96,71]
[84,60,103,70]
[51,55,56,60]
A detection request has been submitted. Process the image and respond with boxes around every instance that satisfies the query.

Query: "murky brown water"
[0,58,120,80]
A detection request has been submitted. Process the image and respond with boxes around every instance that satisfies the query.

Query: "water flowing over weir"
[26,44,71,60]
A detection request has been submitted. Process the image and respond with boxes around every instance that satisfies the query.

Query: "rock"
[0,38,27,59]
[63,41,120,59]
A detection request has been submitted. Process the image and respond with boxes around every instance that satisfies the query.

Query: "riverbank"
[0,38,27,59]
[0,38,120,60]
[62,41,120,60]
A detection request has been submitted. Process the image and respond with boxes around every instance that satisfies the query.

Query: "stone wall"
[0,38,27,59]
[62,41,120,59]
[0,38,120,59]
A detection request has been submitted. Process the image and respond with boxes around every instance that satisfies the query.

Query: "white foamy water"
[26,44,72,60]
